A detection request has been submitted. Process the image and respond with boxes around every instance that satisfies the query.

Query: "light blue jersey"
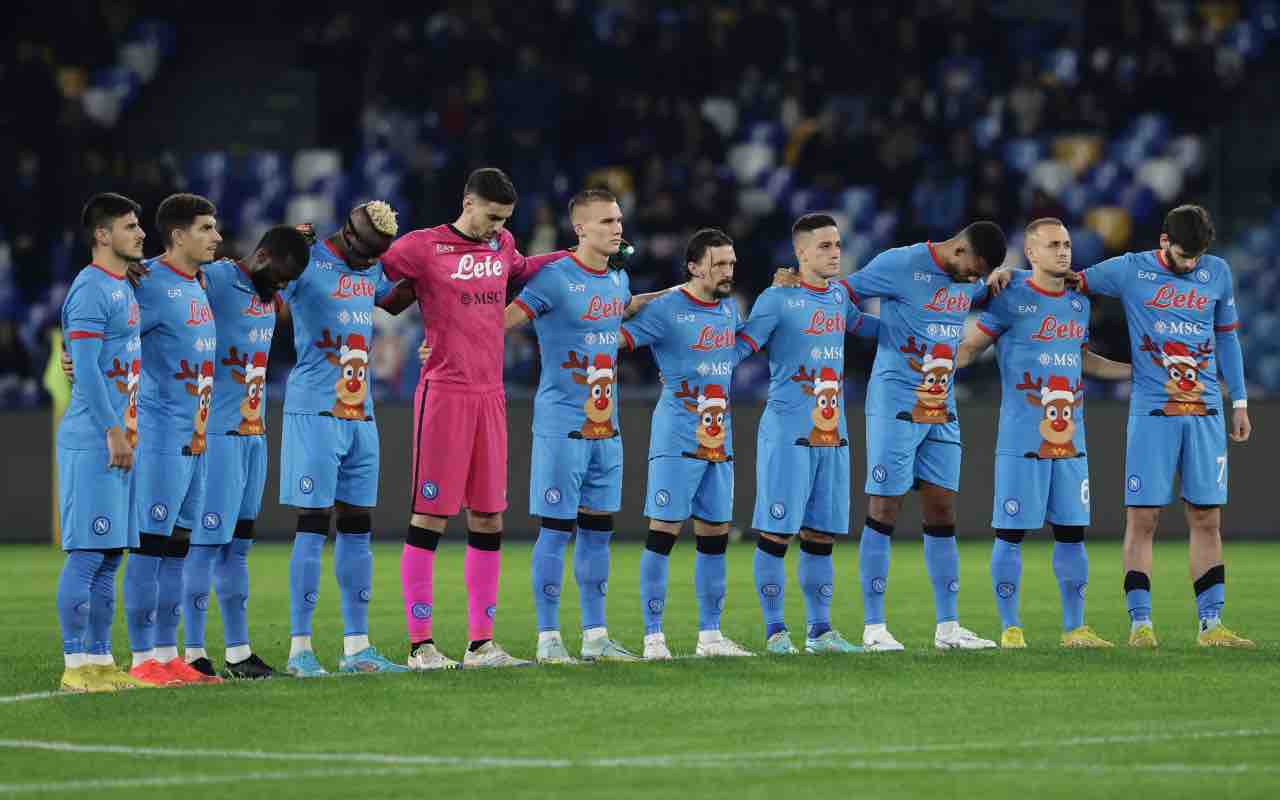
[515,254,631,440]
[845,242,988,424]
[975,272,1090,459]
[204,259,277,436]
[280,240,394,421]
[622,288,738,461]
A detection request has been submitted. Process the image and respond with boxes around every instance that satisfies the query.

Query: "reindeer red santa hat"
[128,359,141,388]
[340,334,368,365]
[199,361,214,392]
[586,353,613,384]
[697,384,728,413]
[1041,375,1074,405]
[814,367,840,394]
[921,343,954,372]
[246,351,268,382]
[1161,341,1198,368]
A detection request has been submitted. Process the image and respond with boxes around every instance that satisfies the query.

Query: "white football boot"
[407,643,459,671]
[934,621,997,650]
[862,623,906,652]
[694,630,755,657]
[643,632,673,661]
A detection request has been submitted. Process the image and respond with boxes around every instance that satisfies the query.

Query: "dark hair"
[155,193,217,247]
[568,187,617,218]
[1025,217,1065,237]
[80,192,141,248]
[1162,204,1215,255]
[464,167,518,205]
[791,213,839,237]
[961,220,1007,271]
[254,224,311,271]
[684,228,734,280]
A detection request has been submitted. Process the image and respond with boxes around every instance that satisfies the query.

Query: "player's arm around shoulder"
[375,279,417,315]
[506,260,560,331]
[956,325,997,369]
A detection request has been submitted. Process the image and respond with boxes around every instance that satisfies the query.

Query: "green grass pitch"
[0,540,1277,799]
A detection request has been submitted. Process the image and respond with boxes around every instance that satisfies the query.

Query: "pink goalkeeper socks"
[464,540,501,642]
[401,544,435,642]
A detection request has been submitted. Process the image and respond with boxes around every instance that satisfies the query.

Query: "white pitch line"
[0,693,64,706]
[0,727,1276,772]
[1,759,1279,794]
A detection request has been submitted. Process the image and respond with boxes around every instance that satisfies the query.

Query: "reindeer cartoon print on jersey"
[672,381,731,462]
[316,329,371,420]
[563,351,617,439]
[1015,372,1085,459]
[175,359,213,455]
[790,366,847,447]
[1138,336,1216,416]
[221,347,268,435]
[105,357,141,447]
[897,338,956,423]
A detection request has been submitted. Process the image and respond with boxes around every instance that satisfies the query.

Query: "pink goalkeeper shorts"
[411,382,508,517]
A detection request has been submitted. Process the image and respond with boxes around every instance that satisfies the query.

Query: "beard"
[113,244,143,264]
[712,279,734,299]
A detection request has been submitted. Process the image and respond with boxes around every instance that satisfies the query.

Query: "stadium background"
[4,0,1279,539]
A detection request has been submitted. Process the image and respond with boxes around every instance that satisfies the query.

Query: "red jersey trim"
[1215,322,1240,333]
[976,321,1002,340]
[87,264,126,280]
[926,241,948,273]
[838,278,861,305]
[738,332,760,353]
[620,327,637,351]
[1154,249,1170,270]
[849,314,865,336]
[680,287,720,307]
[513,298,536,321]
[799,279,830,292]
[1077,271,1090,294]
[1026,279,1065,298]
[159,259,198,281]
[324,239,344,261]
[67,330,104,340]
[571,253,608,276]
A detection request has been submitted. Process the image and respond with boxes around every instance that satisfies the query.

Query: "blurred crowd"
[4,0,1279,406]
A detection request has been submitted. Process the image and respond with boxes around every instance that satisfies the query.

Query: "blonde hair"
[364,200,399,237]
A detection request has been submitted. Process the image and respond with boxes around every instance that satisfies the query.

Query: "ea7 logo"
[1018,305,1039,314]
[913,271,934,282]
[1137,270,1159,281]
[674,313,696,323]
[434,243,455,254]
[568,283,586,293]
[786,299,806,309]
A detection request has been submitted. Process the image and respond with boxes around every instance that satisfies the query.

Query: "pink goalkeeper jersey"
[381,224,563,391]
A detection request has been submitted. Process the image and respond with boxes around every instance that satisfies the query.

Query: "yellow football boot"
[60,665,113,693]
[88,663,157,689]
[1000,626,1027,649]
[1128,622,1159,648]
[1061,626,1114,648]
[1197,624,1255,648]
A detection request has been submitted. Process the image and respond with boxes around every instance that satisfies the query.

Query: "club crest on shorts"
[770,502,786,520]
[654,489,671,507]
[421,480,439,501]
[411,602,432,619]
[91,516,111,536]
[203,512,221,530]
[1127,475,1142,492]
[872,464,888,483]
[299,476,315,495]
[150,503,168,522]
[544,487,562,505]
[1003,498,1021,516]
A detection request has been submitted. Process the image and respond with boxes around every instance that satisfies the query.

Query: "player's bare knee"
[411,512,448,533]
[692,518,730,538]
[1125,507,1160,539]
[799,529,835,546]
[649,519,682,537]
[1185,503,1221,538]
[467,510,502,534]
[867,495,902,528]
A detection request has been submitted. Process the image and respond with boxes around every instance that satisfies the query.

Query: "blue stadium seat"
[1002,138,1044,174]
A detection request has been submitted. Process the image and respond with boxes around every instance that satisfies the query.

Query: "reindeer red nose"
[928,385,943,395]
[249,397,260,411]
[594,395,609,411]
[199,408,208,422]
[1177,377,1195,391]
[1051,419,1067,433]
[346,378,361,393]
[706,423,721,437]
[822,407,834,420]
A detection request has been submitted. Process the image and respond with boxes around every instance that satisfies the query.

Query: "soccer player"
[956,218,1131,648]
[179,224,311,679]
[281,200,416,676]
[736,213,879,655]
[621,228,754,660]
[850,220,1008,651]
[54,193,151,692]
[381,168,568,670]
[120,193,225,686]
[504,188,653,664]
[1072,205,1253,647]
